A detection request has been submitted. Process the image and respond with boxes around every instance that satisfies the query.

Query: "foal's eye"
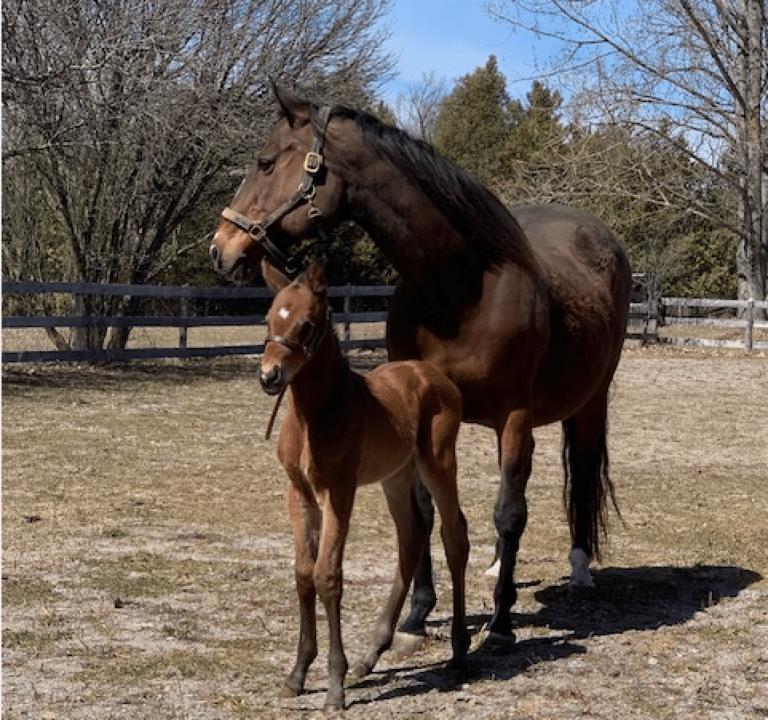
[296,320,314,343]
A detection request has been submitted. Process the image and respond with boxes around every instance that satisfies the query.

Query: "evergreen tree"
[433,55,512,185]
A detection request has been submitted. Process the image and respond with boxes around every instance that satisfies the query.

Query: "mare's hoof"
[568,583,598,604]
[392,630,427,656]
[479,631,516,655]
[441,662,467,690]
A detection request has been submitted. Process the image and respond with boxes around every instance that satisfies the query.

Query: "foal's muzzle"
[259,365,285,395]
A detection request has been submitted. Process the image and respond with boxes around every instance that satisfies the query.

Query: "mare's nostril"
[209,244,219,266]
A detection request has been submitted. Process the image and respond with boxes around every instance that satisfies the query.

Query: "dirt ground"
[2,344,767,719]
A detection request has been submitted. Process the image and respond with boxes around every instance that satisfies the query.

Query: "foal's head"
[260,260,331,395]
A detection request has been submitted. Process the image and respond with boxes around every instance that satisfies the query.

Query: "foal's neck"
[288,333,352,424]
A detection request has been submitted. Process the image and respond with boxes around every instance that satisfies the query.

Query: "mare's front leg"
[488,410,534,641]
[355,467,427,677]
[283,480,321,697]
[315,484,356,710]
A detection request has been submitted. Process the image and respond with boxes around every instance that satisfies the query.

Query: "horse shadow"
[348,563,762,705]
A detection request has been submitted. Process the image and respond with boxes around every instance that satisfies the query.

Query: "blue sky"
[381,0,546,102]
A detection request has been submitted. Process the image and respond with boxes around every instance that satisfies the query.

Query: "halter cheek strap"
[262,305,333,441]
[221,105,333,274]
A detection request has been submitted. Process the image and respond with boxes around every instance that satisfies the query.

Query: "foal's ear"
[261,258,291,293]
[272,82,311,128]
[306,262,327,295]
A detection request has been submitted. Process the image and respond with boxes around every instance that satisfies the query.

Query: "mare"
[259,260,469,709]
[211,85,632,643]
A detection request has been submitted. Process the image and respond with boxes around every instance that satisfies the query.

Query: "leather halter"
[220,106,333,273]
[262,305,333,441]
[264,305,333,361]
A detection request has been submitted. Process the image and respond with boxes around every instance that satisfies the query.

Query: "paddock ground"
[2,344,767,719]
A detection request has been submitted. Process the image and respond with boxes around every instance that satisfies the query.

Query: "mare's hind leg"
[398,475,437,635]
[488,409,534,639]
[563,387,616,597]
[354,464,428,677]
[283,481,321,697]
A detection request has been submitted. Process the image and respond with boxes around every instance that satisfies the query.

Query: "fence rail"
[2,280,394,363]
[3,281,767,363]
[629,297,768,351]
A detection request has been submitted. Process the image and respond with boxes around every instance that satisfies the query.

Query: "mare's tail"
[562,415,621,562]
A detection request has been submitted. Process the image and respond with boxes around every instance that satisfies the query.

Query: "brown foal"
[259,260,469,710]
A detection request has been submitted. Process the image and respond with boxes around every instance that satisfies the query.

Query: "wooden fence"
[3,281,767,363]
[1,280,394,363]
[629,297,768,351]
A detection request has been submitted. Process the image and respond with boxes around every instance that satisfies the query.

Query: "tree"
[433,55,513,185]
[2,0,394,349]
[393,71,449,142]
[487,0,767,306]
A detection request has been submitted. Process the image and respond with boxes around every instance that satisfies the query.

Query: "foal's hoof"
[280,683,302,698]
[392,630,427,657]
[350,659,374,680]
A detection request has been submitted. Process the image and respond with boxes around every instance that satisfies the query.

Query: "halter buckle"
[303,151,323,174]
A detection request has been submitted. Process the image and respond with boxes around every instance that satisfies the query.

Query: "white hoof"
[484,558,501,577]
[569,548,596,588]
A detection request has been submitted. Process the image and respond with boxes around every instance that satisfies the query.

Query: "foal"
[260,261,469,710]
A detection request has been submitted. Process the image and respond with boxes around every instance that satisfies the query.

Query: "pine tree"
[433,55,512,186]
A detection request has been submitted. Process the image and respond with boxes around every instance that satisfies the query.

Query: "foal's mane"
[317,104,536,273]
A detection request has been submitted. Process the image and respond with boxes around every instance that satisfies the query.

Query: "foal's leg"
[488,409,535,639]
[418,463,470,670]
[354,466,427,677]
[398,474,437,635]
[283,482,321,697]
[315,485,356,710]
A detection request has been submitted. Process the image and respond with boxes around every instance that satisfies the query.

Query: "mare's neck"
[335,140,486,327]
[344,162,467,284]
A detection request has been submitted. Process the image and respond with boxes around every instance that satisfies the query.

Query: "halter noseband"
[220,105,333,273]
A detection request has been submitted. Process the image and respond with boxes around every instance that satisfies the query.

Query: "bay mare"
[211,85,632,642]
[260,261,469,709]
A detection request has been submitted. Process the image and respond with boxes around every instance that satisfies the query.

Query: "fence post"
[745,298,754,352]
[343,284,351,345]
[179,291,188,350]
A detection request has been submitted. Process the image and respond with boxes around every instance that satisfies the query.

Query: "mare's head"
[210,86,347,283]
[259,260,331,395]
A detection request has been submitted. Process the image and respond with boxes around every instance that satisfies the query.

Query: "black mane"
[319,104,536,273]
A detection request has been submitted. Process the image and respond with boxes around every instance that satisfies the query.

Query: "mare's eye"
[256,157,275,173]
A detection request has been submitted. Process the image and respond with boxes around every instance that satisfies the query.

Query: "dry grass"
[3,343,768,719]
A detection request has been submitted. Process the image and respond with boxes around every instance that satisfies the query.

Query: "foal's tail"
[561,416,621,563]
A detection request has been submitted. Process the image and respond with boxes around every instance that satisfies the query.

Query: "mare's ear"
[305,262,327,296]
[261,258,291,293]
[271,82,311,128]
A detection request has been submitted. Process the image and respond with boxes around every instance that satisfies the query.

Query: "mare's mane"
[314,104,536,274]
